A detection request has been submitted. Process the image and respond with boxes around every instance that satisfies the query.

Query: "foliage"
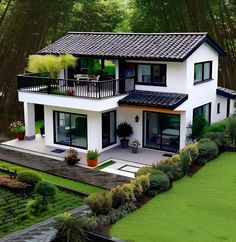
[201,120,227,136]
[86,149,100,160]
[192,113,208,139]
[9,120,25,134]
[85,191,112,215]
[135,166,153,177]
[0,176,30,191]
[130,178,143,198]
[149,170,170,194]
[226,115,236,146]
[111,152,236,242]
[17,170,42,186]
[27,197,45,215]
[134,174,150,193]
[26,54,77,78]
[179,150,192,175]
[156,163,184,182]
[55,212,87,242]
[203,132,231,149]
[130,140,141,147]
[197,138,219,165]
[159,154,181,165]
[117,122,133,139]
[180,143,199,163]
[64,148,81,166]
[34,181,57,207]
[87,59,101,75]
[0,160,103,194]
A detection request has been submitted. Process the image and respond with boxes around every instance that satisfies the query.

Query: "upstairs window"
[194,61,212,84]
[137,64,166,86]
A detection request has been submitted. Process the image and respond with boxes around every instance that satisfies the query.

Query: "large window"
[137,64,166,86]
[193,103,211,124]
[143,111,180,152]
[194,61,212,84]
[102,111,116,148]
[54,111,87,149]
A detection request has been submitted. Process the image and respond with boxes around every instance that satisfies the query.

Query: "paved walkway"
[0,147,131,189]
[0,205,91,242]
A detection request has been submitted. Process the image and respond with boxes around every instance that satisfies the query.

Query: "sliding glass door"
[54,111,87,149]
[144,111,180,152]
[102,111,116,148]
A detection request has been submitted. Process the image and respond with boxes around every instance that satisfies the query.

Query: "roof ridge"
[68,31,208,36]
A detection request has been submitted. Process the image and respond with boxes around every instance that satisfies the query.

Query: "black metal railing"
[17,73,134,99]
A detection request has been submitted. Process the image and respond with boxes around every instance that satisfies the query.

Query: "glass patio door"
[54,111,87,149]
[102,111,116,148]
[144,111,180,152]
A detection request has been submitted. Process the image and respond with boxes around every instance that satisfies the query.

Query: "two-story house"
[16,32,236,154]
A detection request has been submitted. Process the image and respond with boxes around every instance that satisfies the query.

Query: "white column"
[115,59,119,79]
[24,102,35,140]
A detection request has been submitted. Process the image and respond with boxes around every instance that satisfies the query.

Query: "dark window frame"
[136,63,167,86]
[217,103,220,114]
[194,61,212,84]
[53,111,88,149]
[102,110,117,148]
[193,102,211,124]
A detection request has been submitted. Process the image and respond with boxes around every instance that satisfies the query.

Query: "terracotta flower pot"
[87,159,98,167]
[17,132,25,140]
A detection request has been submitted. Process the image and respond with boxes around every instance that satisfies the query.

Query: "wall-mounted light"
[135,115,139,123]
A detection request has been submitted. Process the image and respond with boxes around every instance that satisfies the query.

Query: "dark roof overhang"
[217,87,236,99]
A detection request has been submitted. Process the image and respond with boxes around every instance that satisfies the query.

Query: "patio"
[1,135,171,167]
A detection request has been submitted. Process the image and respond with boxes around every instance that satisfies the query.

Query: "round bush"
[197,138,219,165]
[85,191,112,215]
[203,132,231,149]
[135,166,153,177]
[149,170,170,193]
[17,170,42,186]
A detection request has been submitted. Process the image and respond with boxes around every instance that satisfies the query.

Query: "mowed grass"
[0,160,103,194]
[111,152,236,242]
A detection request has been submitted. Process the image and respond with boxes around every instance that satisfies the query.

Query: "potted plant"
[64,148,81,166]
[130,140,140,153]
[9,120,25,140]
[40,123,45,136]
[117,122,133,148]
[86,149,100,167]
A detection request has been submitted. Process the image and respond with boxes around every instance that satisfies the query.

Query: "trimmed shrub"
[111,183,136,209]
[226,115,236,146]
[181,143,199,163]
[130,178,143,198]
[135,166,153,177]
[34,181,57,207]
[55,212,87,242]
[135,174,150,193]
[159,154,181,165]
[203,132,231,149]
[202,120,227,135]
[85,191,112,215]
[179,149,192,174]
[156,163,184,181]
[17,170,42,186]
[197,138,219,165]
[149,170,170,193]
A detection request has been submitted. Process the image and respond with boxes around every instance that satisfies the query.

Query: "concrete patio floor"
[1,135,172,167]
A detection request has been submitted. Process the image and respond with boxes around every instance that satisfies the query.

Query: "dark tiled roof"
[118,90,188,109]
[38,32,225,62]
[217,87,236,99]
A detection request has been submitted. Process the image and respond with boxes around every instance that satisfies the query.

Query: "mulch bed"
[188,163,203,176]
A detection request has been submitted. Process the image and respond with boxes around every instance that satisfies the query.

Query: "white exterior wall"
[126,60,187,93]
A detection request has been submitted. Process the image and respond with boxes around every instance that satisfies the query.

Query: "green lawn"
[111,152,236,242]
[0,161,103,194]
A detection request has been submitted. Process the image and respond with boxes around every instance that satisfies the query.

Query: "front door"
[102,111,116,148]
[144,111,180,152]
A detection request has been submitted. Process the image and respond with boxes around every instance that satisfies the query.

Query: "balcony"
[17,73,134,99]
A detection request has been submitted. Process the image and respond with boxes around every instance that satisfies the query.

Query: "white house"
[17,32,236,154]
